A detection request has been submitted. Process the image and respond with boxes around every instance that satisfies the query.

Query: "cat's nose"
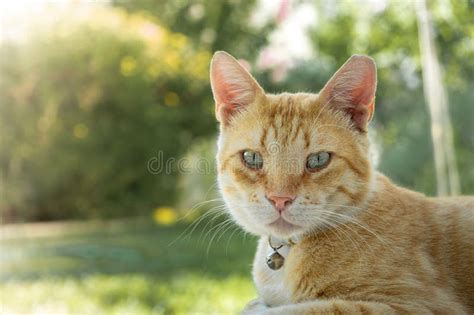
[265,194,295,213]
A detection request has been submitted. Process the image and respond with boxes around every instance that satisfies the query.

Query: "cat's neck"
[368,171,427,206]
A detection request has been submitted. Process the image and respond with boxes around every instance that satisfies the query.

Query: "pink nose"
[266,194,296,213]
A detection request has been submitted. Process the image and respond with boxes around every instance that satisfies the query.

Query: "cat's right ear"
[319,55,377,132]
[210,51,264,125]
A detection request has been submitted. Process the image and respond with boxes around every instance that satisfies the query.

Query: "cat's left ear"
[210,51,264,125]
[319,55,377,132]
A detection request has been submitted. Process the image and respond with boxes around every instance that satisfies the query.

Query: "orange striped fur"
[211,51,474,314]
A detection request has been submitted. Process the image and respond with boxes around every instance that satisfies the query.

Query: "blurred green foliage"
[0,8,209,222]
[113,0,274,59]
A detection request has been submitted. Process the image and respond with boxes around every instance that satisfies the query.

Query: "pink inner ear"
[351,80,375,106]
[213,77,250,123]
[215,81,240,121]
[211,68,226,104]
[350,76,376,128]
[217,82,243,107]
[349,99,374,131]
[321,55,377,131]
[211,66,237,122]
[210,52,262,125]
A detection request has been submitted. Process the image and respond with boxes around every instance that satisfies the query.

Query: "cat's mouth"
[267,217,301,234]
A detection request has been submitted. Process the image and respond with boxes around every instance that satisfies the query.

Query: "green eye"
[242,150,263,169]
[306,152,331,171]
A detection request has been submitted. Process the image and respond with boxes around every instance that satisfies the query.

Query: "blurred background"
[0,0,472,313]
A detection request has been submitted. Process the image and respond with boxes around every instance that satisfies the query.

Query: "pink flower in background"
[276,0,290,24]
[254,0,315,83]
[257,47,293,82]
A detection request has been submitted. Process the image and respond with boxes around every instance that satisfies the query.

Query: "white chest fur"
[252,237,293,306]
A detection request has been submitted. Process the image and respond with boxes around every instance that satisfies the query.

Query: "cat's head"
[211,51,377,239]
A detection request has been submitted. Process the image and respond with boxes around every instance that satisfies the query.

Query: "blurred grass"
[0,218,257,314]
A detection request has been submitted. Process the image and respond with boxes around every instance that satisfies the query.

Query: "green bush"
[0,8,215,222]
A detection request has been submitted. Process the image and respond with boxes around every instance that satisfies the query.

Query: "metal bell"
[266,251,284,270]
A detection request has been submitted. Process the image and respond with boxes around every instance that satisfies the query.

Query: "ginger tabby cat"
[210,51,474,314]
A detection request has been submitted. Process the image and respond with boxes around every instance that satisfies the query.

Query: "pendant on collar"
[266,250,284,270]
[266,236,295,270]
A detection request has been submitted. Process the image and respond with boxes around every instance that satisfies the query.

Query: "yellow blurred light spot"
[120,56,137,76]
[169,33,187,49]
[73,124,89,139]
[190,51,212,80]
[164,92,179,106]
[153,207,178,225]
[163,52,180,71]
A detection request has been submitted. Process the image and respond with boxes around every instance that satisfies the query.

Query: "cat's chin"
[266,217,302,238]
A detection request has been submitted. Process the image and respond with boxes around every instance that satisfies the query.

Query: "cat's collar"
[268,235,297,248]
[266,235,297,270]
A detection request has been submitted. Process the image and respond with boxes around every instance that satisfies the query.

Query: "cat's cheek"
[219,170,261,203]
[230,166,263,187]
[227,205,266,235]
[221,186,238,195]
[218,187,266,235]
